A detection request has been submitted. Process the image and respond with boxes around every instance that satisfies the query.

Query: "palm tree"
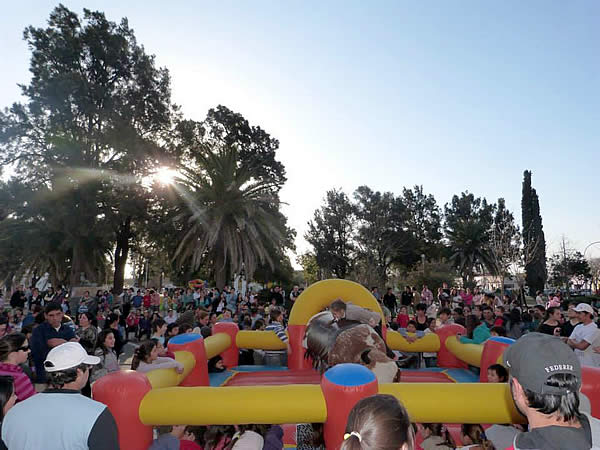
[447,218,495,287]
[173,145,288,289]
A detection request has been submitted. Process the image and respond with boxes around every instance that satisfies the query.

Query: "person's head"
[545,307,562,322]
[421,423,455,447]
[567,302,578,319]
[78,312,94,328]
[463,305,472,316]
[481,306,493,322]
[167,323,179,337]
[131,340,159,369]
[406,321,417,334]
[426,317,436,332]
[415,303,426,316]
[0,376,15,421]
[330,299,347,320]
[399,306,408,315]
[465,315,481,339]
[44,342,101,389]
[0,333,30,365]
[252,319,265,331]
[341,394,413,450]
[452,307,463,320]
[106,313,119,329]
[573,303,594,324]
[44,302,63,328]
[533,305,545,319]
[487,363,508,383]
[183,425,206,445]
[152,318,167,336]
[494,306,505,317]
[208,355,225,373]
[97,328,116,353]
[504,332,582,423]
[270,309,283,324]
[438,308,451,323]
[460,424,491,448]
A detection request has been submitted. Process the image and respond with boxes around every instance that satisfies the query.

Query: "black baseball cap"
[503,332,581,395]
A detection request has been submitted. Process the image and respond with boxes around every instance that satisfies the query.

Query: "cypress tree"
[521,170,547,293]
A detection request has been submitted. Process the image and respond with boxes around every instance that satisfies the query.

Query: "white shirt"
[569,322,600,365]
[164,313,178,325]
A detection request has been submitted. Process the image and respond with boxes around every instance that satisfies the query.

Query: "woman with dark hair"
[0,334,34,401]
[76,312,98,354]
[459,315,491,345]
[341,394,413,450]
[131,339,183,374]
[91,329,119,383]
[0,375,16,423]
[538,306,562,336]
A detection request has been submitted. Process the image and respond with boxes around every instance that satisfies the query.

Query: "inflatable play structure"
[93,280,600,449]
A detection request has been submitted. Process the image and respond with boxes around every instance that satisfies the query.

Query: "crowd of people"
[0,281,598,448]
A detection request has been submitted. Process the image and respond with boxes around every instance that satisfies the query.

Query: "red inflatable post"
[92,370,152,450]
[288,324,312,370]
[213,322,239,368]
[435,324,467,369]
[321,364,379,449]
[480,337,514,382]
[582,366,600,418]
[167,333,209,386]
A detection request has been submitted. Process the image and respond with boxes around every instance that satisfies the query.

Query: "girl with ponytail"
[341,394,414,450]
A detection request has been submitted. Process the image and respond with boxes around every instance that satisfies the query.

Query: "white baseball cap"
[573,303,594,315]
[44,342,101,372]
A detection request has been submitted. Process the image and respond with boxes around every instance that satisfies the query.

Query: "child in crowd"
[396,305,409,328]
[131,339,183,374]
[91,329,119,383]
[438,308,452,326]
[208,355,226,373]
[420,423,455,450]
[149,425,186,450]
[486,363,508,383]
[341,394,414,450]
[423,318,437,368]
[459,315,490,345]
[264,309,289,366]
[456,424,494,450]
[179,426,205,450]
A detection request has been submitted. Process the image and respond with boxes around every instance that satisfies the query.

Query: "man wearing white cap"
[566,303,600,367]
[1,342,119,449]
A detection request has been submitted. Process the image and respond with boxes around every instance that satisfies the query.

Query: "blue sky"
[1,1,599,262]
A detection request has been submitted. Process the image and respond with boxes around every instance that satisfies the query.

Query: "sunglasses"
[18,346,29,352]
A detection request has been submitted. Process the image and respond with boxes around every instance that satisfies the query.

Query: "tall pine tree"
[521,171,547,293]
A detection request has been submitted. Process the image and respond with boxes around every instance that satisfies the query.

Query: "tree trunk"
[214,250,227,290]
[113,217,132,296]
[70,239,95,287]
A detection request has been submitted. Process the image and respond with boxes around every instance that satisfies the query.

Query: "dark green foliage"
[444,192,495,287]
[521,170,547,293]
[305,189,356,279]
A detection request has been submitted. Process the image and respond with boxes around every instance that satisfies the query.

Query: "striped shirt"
[265,322,288,356]
[0,362,35,402]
